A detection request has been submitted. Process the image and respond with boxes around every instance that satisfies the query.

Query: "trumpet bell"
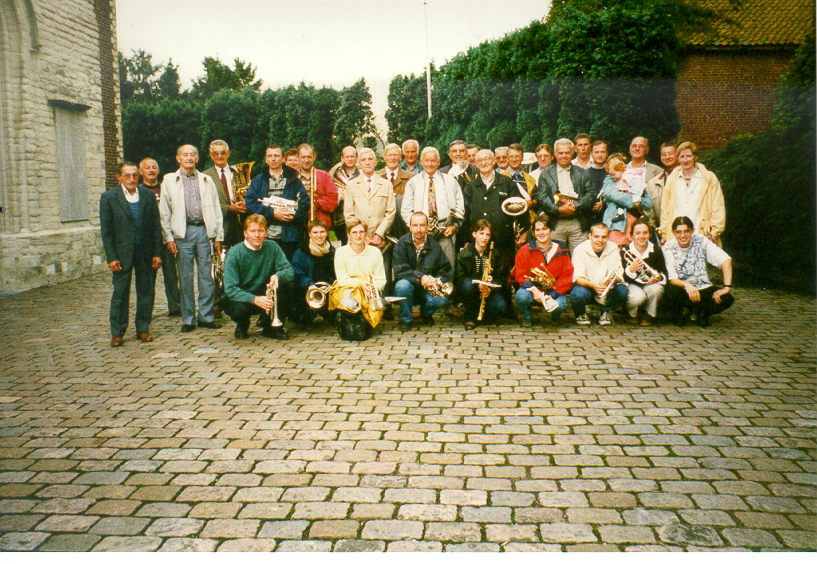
[306,283,331,310]
[501,197,529,216]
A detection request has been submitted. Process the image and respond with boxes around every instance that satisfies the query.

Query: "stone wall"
[0,0,120,293]
[675,50,793,151]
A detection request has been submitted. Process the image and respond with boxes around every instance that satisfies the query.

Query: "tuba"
[306,282,332,310]
[501,196,530,242]
[230,162,255,202]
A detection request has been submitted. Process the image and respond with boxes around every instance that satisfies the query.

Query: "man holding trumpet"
[222,214,294,340]
[245,144,309,261]
[570,223,628,326]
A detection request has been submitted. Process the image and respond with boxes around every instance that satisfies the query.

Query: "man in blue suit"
[100,162,164,347]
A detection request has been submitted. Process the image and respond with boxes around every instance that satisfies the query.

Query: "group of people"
[99,133,734,346]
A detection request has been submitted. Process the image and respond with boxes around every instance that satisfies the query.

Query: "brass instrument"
[211,247,226,292]
[622,248,660,285]
[554,192,578,206]
[596,264,624,305]
[380,234,400,254]
[260,195,298,214]
[501,197,530,242]
[266,277,283,327]
[526,265,559,312]
[365,274,390,312]
[429,278,454,298]
[477,242,494,322]
[230,162,255,202]
[306,282,332,310]
[428,211,463,239]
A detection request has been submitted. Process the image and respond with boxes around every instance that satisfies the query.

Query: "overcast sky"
[117,0,552,135]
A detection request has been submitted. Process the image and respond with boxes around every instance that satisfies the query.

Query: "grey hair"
[358,147,376,161]
[494,146,509,154]
[402,139,419,152]
[177,144,199,157]
[384,143,401,156]
[209,139,229,151]
[553,138,574,151]
[421,146,439,160]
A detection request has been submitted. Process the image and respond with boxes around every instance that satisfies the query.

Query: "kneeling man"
[662,216,734,326]
[393,212,453,331]
[456,220,509,330]
[570,223,628,326]
[222,214,294,340]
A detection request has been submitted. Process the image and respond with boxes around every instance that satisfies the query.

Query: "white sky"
[116,0,552,136]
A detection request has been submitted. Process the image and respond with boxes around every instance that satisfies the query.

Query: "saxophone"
[477,242,493,322]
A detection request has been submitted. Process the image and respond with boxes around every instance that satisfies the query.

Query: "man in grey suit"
[203,139,246,248]
[533,138,596,254]
[100,162,164,347]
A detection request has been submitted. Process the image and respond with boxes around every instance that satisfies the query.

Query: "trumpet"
[622,249,660,285]
[306,282,331,309]
[364,274,390,312]
[596,264,624,305]
[266,277,283,327]
[230,162,255,202]
[554,192,578,207]
[429,278,454,298]
[260,195,298,214]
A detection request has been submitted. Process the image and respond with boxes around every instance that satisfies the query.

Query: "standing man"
[159,145,224,333]
[645,142,679,230]
[377,142,415,240]
[245,144,310,261]
[571,134,592,169]
[534,138,597,253]
[627,136,663,184]
[401,146,464,269]
[466,144,480,166]
[393,212,453,331]
[464,149,528,274]
[400,139,421,175]
[222,214,294,340]
[139,157,180,317]
[101,162,164,346]
[344,148,397,291]
[529,144,553,184]
[503,143,537,202]
[587,140,609,224]
[329,145,359,245]
[440,139,479,191]
[494,146,510,174]
[298,143,338,231]
[203,140,246,248]
[570,223,628,326]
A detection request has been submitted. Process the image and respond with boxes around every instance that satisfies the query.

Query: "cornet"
[364,274,390,312]
[260,195,297,214]
[429,278,454,298]
[266,277,283,327]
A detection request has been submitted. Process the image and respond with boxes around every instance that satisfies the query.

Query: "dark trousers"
[222,295,271,332]
[460,280,508,324]
[272,239,299,263]
[158,245,180,315]
[110,249,155,337]
[663,284,734,320]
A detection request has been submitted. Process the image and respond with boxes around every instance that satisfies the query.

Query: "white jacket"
[159,169,225,243]
[401,170,464,227]
[572,239,622,285]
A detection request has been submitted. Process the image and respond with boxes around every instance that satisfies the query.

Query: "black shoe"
[383,308,394,321]
[422,316,434,326]
[180,324,196,333]
[234,326,249,339]
[464,322,475,331]
[399,321,412,332]
[168,311,182,318]
[696,315,711,327]
[198,321,218,329]
[521,318,532,328]
[262,326,289,340]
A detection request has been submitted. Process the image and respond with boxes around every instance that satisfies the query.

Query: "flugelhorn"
[306,282,331,309]
[429,278,454,298]
[596,264,624,305]
[365,274,390,312]
[623,248,660,285]
[230,162,255,202]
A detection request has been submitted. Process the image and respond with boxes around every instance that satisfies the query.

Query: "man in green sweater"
[223,214,294,340]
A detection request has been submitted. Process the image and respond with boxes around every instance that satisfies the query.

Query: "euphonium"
[477,242,494,322]
[230,162,255,202]
[306,282,331,309]
[596,264,624,305]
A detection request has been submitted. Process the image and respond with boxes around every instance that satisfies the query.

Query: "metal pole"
[424,0,432,118]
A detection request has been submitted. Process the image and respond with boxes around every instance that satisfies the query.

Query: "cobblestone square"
[0,272,814,551]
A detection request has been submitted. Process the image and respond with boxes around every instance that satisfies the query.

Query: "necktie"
[427,176,437,219]
[390,172,395,184]
[220,168,231,204]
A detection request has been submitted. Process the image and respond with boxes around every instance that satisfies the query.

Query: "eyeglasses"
[476,158,493,164]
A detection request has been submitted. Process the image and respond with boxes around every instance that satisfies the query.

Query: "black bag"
[337,311,373,341]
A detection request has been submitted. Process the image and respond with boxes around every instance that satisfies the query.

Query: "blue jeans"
[175,224,216,326]
[570,283,628,315]
[461,279,507,323]
[515,288,566,322]
[394,279,448,323]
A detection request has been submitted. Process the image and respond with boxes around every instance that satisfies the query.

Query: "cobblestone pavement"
[0,271,815,552]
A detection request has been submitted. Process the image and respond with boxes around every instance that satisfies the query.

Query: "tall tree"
[118,49,162,103]
[333,78,377,150]
[191,56,263,100]
[157,60,182,100]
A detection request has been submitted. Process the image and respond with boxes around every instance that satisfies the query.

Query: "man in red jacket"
[514,214,573,328]
[297,143,339,230]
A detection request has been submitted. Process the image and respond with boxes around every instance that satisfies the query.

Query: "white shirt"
[385,167,399,185]
[556,165,577,197]
[676,169,702,231]
[571,156,591,170]
[122,185,139,203]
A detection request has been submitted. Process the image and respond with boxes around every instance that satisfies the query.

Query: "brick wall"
[675,50,794,150]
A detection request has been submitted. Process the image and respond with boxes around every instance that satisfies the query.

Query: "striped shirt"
[182,172,203,223]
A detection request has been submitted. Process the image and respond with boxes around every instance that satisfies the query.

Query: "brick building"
[0,0,120,293]
[675,0,814,150]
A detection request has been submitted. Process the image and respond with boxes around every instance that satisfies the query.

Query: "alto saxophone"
[477,242,494,322]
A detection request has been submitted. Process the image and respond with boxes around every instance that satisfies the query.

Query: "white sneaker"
[575,314,591,325]
[599,312,614,326]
